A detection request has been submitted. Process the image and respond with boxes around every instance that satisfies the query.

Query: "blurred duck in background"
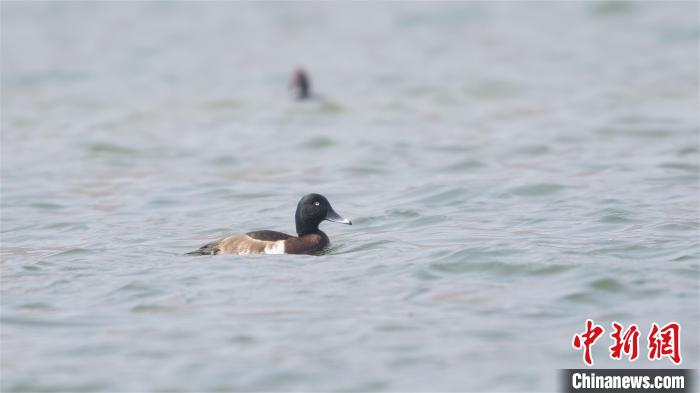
[291,67,311,100]
[288,67,341,113]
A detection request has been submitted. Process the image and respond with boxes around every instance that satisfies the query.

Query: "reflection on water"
[2,1,699,392]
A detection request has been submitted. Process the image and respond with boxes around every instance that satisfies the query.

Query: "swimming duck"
[291,68,311,100]
[187,194,351,255]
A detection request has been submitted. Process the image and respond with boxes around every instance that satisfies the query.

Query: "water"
[1,2,698,392]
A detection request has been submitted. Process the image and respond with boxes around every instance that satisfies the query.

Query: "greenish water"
[1,2,699,392]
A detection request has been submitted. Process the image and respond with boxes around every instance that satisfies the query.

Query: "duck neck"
[295,212,320,235]
[296,223,321,236]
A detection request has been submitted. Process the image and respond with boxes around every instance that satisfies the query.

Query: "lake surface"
[1,2,698,392]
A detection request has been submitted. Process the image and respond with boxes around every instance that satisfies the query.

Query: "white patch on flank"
[264,241,286,254]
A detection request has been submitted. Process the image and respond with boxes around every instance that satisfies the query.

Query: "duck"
[186,194,351,255]
[291,68,311,100]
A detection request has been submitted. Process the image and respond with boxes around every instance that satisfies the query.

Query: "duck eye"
[314,201,320,206]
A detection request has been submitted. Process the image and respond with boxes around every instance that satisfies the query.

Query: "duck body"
[186,230,329,256]
[187,194,349,256]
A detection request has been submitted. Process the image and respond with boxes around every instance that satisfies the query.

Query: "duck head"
[295,193,351,235]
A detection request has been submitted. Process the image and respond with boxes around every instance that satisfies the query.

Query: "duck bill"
[326,208,352,225]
